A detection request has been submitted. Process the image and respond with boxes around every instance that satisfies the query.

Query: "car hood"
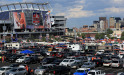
[35,69,46,71]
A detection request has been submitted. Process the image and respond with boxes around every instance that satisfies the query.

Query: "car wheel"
[68,72,71,75]
[24,73,27,75]
[2,73,5,75]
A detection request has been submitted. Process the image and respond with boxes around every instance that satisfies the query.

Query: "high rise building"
[99,17,108,31]
[109,17,115,28]
[93,21,99,29]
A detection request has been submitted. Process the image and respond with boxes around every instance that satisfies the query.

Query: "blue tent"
[20,50,34,54]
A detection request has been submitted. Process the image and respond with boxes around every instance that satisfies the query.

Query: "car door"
[18,68,26,75]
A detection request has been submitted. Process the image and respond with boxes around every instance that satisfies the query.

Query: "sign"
[42,11,51,28]
[33,13,40,25]
[13,12,26,29]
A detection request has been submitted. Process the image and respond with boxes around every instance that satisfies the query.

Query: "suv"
[73,68,90,75]
[87,70,105,75]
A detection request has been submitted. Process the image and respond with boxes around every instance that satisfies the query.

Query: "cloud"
[55,0,94,18]
[112,0,124,4]
[100,7,124,13]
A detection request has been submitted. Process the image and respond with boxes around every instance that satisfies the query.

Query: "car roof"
[89,70,101,72]
[43,64,56,66]
[1,66,11,68]
[77,68,90,70]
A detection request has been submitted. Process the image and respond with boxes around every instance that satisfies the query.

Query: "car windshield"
[112,61,118,63]
[84,63,90,65]
[39,66,48,69]
[76,70,84,73]
[20,57,24,59]
[70,60,74,62]
[63,60,69,62]
[88,72,95,75]
[104,60,111,63]
[10,69,17,72]
[0,68,5,71]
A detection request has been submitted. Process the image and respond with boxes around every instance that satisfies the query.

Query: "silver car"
[0,66,12,75]
[5,67,27,75]
[81,62,96,69]
[34,64,55,75]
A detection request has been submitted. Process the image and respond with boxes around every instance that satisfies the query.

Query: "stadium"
[0,2,67,42]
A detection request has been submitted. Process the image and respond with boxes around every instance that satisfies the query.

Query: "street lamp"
[3,21,6,51]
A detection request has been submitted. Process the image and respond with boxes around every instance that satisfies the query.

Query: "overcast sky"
[1,0,124,28]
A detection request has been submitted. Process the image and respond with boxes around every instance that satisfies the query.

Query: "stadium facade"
[0,2,67,41]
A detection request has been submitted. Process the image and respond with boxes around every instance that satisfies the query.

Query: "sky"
[1,0,124,28]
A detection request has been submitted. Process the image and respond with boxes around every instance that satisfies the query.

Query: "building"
[109,17,115,28]
[99,17,108,31]
[51,16,67,35]
[0,2,67,42]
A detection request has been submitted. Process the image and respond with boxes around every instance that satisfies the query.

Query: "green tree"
[81,33,86,39]
[121,32,124,40]
[95,33,105,39]
[106,29,113,34]
[95,33,100,39]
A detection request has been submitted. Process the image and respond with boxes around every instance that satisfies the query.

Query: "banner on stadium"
[42,11,51,28]
[51,18,55,25]
[13,12,26,29]
[33,13,40,25]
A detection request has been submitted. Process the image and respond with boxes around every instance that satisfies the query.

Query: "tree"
[121,32,124,40]
[106,29,113,34]
[95,33,100,40]
[81,33,86,39]
[95,33,105,40]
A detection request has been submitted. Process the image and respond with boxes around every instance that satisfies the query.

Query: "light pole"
[3,21,6,51]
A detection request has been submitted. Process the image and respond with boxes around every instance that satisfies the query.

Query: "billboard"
[33,13,40,25]
[13,12,26,29]
[32,12,44,29]
[42,11,51,28]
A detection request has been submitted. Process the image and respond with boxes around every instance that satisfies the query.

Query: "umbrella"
[20,50,34,54]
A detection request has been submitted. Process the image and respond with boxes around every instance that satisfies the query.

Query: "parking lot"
[0,61,124,75]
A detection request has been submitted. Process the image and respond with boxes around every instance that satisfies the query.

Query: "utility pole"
[3,21,6,51]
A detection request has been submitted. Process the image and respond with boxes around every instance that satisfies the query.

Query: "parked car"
[40,57,56,65]
[23,56,39,64]
[8,55,23,63]
[111,59,123,68]
[102,56,112,67]
[0,66,12,75]
[92,59,103,67]
[51,59,63,65]
[96,50,104,55]
[34,64,55,75]
[81,62,96,69]
[44,66,71,75]
[9,63,20,68]
[15,56,30,63]
[5,67,28,75]
[73,68,90,75]
[87,70,106,75]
